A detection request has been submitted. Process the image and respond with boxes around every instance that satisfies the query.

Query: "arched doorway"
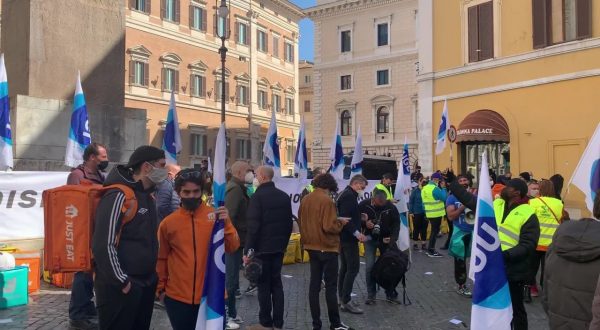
[457,110,510,181]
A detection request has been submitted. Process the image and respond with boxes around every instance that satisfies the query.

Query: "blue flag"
[196,123,226,330]
[163,91,182,165]
[263,110,281,177]
[294,119,308,179]
[350,126,363,175]
[65,71,91,167]
[329,120,344,180]
[0,54,13,170]
[469,151,512,329]
[435,100,449,155]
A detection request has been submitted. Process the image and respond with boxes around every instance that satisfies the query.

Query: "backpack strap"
[536,197,561,223]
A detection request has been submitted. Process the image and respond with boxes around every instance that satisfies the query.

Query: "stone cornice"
[305,0,406,19]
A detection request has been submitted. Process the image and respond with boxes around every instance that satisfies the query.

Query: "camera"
[372,220,381,237]
[465,208,475,225]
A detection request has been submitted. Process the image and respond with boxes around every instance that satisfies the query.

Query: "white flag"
[570,123,600,213]
[435,100,449,155]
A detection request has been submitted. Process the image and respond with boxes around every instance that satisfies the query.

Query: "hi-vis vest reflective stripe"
[421,184,445,218]
[529,197,563,249]
[375,183,394,201]
[494,199,535,251]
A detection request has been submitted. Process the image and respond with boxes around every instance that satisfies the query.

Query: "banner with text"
[0,172,382,240]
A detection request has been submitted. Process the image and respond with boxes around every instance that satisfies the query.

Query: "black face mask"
[98,161,109,171]
[181,198,202,211]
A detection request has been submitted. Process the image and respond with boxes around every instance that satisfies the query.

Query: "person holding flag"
[156,168,239,330]
[0,54,13,171]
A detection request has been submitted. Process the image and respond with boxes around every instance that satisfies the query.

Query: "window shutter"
[284,43,288,61]
[215,80,219,100]
[213,14,217,36]
[225,82,230,100]
[468,5,479,62]
[291,45,294,62]
[161,68,166,90]
[234,22,239,43]
[161,0,166,19]
[129,0,135,10]
[175,70,180,92]
[201,9,207,31]
[478,1,494,60]
[576,0,592,39]
[129,60,135,84]
[532,0,548,48]
[146,0,151,14]
[246,26,250,45]
[246,140,251,159]
[202,135,208,156]
[143,63,149,87]
[190,134,196,155]
[265,34,269,52]
[190,74,196,96]
[189,5,194,28]
[201,76,206,96]
[175,0,180,23]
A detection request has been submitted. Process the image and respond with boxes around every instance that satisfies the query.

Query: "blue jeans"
[69,271,97,320]
[225,247,243,318]
[364,240,395,299]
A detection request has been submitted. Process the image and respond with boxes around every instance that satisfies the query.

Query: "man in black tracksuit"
[92,146,167,330]
[336,175,368,314]
[244,166,293,330]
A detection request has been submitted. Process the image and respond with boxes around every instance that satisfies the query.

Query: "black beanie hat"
[519,172,531,182]
[506,179,528,198]
[125,145,165,169]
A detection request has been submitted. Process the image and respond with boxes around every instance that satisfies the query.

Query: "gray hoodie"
[543,218,600,330]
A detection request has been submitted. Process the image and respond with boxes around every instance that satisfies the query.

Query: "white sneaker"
[226,319,241,330]
[231,316,244,324]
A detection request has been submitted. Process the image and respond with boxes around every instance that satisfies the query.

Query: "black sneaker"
[69,319,98,330]
[364,297,376,305]
[426,250,443,258]
[386,296,401,304]
[244,284,257,295]
[330,323,354,330]
[523,285,532,303]
[235,289,242,299]
[412,243,419,250]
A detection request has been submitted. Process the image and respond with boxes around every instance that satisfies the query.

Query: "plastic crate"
[0,266,29,309]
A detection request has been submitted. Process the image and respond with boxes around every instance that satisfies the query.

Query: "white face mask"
[245,172,255,184]
[146,162,168,184]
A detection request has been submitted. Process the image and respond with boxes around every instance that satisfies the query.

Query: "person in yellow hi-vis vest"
[526,179,563,300]
[495,179,540,330]
[374,173,395,201]
[421,172,447,257]
[445,172,540,330]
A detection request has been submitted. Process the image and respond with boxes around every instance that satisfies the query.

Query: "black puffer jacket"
[543,218,600,330]
[336,186,361,244]
[358,199,400,243]
[92,166,159,288]
[245,181,293,254]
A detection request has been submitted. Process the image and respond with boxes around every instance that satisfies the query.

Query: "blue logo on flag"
[591,159,600,201]
[70,94,90,147]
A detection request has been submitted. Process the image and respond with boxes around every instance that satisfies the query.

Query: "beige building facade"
[299,60,314,168]
[306,0,419,171]
[125,0,303,173]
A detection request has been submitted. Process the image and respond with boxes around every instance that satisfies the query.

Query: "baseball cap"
[125,145,166,169]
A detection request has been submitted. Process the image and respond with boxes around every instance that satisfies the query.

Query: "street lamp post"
[217,0,230,124]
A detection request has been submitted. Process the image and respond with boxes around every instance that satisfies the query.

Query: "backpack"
[43,182,138,273]
[371,247,411,304]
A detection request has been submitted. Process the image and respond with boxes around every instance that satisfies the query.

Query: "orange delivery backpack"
[43,182,138,273]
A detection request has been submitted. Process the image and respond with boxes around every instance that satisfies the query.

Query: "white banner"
[0,172,384,240]
[0,171,69,240]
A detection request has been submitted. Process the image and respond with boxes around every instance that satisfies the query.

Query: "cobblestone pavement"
[0,241,549,330]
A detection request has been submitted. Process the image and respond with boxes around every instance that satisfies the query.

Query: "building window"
[237,85,249,105]
[162,68,179,92]
[468,1,494,62]
[273,36,280,57]
[284,42,294,62]
[285,97,294,115]
[532,0,591,49]
[259,141,265,160]
[131,0,150,13]
[258,90,268,109]
[191,133,207,156]
[272,94,281,112]
[377,23,389,46]
[215,80,230,102]
[258,30,268,52]
[341,110,352,136]
[216,16,228,37]
[304,75,311,84]
[129,61,149,87]
[190,74,206,97]
[341,30,351,53]
[162,0,180,23]
[235,22,249,45]
[190,6,207,31]
[340,75,352,90]
[376,69,389,86]
[377,106,389,133]
[286,141,295,163]
[304,100,311,112]
[236,139,251,159]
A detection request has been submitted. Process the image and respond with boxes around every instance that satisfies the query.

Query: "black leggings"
[529,250,546,288]
[412,214,428,241]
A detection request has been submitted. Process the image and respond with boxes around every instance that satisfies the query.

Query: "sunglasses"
[176,171,203,180]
